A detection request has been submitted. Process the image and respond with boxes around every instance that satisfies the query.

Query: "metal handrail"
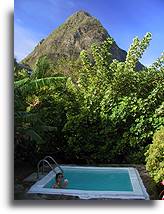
[37,156,63,179]
[43,156,64,173]
[37,159,55,179]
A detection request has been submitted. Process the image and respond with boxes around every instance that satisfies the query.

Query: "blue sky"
[14,0,164,66]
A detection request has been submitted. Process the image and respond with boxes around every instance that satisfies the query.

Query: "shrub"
[145,126,164,183]
[14,34,164,164]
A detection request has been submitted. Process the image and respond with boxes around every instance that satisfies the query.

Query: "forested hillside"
[22,10,143,76]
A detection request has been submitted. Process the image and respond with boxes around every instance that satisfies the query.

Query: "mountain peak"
[65,10,92,23]
[64,10,98,29]
[22,11,143,71]
[22,10,111,66]
[71,10,92,18]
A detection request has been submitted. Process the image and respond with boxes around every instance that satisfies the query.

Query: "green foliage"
[51,58,82,81]
[14,33,164,164]
[14,58,67,161]
[31,56,51,79]
[145,127,164,183]
[63,33,164,163]
[125,33,151,70]
[14,58,30,81]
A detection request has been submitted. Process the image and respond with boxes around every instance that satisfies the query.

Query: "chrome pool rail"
[37,156,63,179]
[44,156,64,173]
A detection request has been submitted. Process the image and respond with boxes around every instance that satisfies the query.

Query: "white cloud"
[14,22,42,61]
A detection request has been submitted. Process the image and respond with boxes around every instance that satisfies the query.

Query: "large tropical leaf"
[25,128,45,144]
[15,76,67,94]
[40,125,57,132]
[14,111,40,123]
[14,78,30,88]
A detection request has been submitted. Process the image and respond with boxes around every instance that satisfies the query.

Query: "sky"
[14,0,164,66]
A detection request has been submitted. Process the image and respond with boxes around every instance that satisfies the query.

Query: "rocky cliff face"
[22,10,143,70]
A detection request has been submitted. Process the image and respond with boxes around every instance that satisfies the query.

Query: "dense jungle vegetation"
[14,33,164,183]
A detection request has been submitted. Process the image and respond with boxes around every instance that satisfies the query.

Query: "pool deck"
[14,164,158,200]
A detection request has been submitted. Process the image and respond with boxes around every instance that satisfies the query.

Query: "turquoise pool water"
[44,168,133,191]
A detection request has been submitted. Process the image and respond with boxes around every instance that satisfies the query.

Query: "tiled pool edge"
[27,166,149,200]
[134,168,149,200]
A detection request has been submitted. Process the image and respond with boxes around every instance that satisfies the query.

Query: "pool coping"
[27,166,149,200]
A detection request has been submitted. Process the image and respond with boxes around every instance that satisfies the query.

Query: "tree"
[145,127,164,183]
[14,58,67,161]
[14,33,164,164]
[63,33,164,163]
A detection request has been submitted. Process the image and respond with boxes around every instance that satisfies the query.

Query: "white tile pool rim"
[28,166,149,200]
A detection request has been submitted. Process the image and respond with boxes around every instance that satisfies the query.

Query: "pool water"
[44,168,133,191]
